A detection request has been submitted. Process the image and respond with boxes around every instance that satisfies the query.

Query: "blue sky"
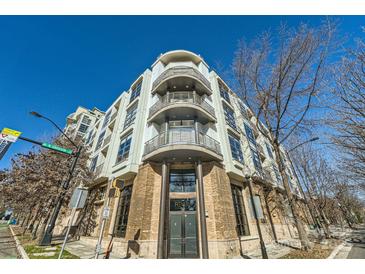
[0,16,364,169]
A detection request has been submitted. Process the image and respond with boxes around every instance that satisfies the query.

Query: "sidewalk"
[0,222,19,259]
[64,238,119,259]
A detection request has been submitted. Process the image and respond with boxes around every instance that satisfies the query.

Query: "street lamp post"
[30,111,82,246]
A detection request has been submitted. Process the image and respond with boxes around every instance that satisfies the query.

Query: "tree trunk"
[273,143,311,250]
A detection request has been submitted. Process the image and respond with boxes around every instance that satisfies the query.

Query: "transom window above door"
[169,169,196,192]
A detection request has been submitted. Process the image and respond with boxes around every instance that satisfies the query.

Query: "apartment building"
[59,50,309,259]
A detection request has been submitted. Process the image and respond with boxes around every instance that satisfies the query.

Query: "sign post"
[58,185,88,259]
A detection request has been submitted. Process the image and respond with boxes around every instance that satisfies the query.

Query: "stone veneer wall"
[122,162,162,258]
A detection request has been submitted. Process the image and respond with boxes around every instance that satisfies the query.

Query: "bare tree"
[232,20,338,249]
[332,38,365,186]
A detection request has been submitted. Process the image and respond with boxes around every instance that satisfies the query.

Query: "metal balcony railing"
[152,66,211,91]
[149,91,215,119]
[144,128,221,156]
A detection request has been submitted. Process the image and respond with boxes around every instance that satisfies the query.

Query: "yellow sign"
[2,128,22,137]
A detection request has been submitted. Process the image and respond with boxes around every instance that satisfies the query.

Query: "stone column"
[196,160,209,259]
[157,161,168,259]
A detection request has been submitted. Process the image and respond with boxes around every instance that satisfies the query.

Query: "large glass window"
[231,185,250,236]
[219,82,230,103]
[95,131,105,151]
[244,124,256,145]
[102,111,112,128]
[130,81,142,103]
[223,104,237,129]
[81,115,92,125]
[115,185,133,238]
[265,143,274,159]
[251,148,263,173]
[78,123,89,133]
[169,170,196,192]
[116,134,132,164]
[228,134,244,163]
[123,103,138,129]
[90,156,98,172]
[272,165,282,185]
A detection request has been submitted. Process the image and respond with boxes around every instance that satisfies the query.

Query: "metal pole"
[247,176,268,259]
[58,186,83,259]
[157,161,168,259]
[196,160,209,259]
[39,145,82,246]
[95,177,114,259]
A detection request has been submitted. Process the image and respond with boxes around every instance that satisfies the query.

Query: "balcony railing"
[144,128,221,156]
[149,91,215,119]
[152,66,211,92]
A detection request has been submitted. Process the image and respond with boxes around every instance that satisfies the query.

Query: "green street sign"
[42,143,73,155]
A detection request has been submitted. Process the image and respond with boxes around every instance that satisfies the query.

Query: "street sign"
[42,142,73,155]
[69,186,88,209]
[1,128,22,143]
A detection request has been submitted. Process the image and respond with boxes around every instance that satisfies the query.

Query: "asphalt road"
[347,225,365,259]
[0,223,19,259]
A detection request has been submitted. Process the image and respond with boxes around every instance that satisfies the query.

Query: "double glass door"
[169,199,198,258]
[168,169,199,258]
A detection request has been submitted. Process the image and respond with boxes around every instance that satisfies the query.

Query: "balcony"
[143,128,222,162]
[148,91,216,124]
[152,66,212,95]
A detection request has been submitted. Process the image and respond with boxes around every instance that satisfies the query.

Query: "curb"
[327,242,345,259]
[9,225,29,259]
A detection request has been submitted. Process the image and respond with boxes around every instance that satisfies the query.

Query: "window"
[249,195,264,219]
[244,124,256,145]
[78,123,89,134]
[228,134,244,163]
[86,130,93,144]
[169,169,196,192]
[123,103,138,129]
[219,82,230,103]
[265,143,273,159]
[231,185,250,236]
[81,116,92,125]
[114,185,133,238]
[130,81,142,103]
[116,134,132,164]
[95,131,105,151]
[238,102,248,119]
[90,156,98,172]
[223,104,237,129]
[272,165,282,185]
[102,111,112,128]
[251,148,263,173]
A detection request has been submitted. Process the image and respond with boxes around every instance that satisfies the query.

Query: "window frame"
[219,82,231,103]
[231,184,250,237]
[228,134,244,163]
[115,134,132,164]
[123,103,138,130]
[114,185,133,238]
[223,103,237,129]
[129,80,142,103]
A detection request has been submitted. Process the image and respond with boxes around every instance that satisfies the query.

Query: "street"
[347,225,365,259]
[0,223,19,259]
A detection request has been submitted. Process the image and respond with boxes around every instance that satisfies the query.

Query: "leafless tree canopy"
[332,38,365,186]
[233,20,338,145]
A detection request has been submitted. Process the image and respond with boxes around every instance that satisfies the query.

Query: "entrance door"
[168,198,199,258]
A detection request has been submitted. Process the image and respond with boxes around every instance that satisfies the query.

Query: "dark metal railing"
[152,66,211,91]
[149,91,215,119]
[144,128,221,156]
